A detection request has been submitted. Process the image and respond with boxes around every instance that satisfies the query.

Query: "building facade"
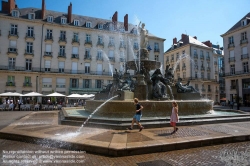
[165,34,223,102]
[0,0,165,95]
[221,12,250,106]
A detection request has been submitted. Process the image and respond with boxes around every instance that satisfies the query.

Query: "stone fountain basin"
[84,100,213,118]
[126,60,161,71]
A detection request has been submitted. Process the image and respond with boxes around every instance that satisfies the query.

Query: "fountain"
[62,22,213,129]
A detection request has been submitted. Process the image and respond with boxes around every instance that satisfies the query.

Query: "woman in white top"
[170,101,179,134]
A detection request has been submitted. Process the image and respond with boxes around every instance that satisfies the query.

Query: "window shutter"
[45,61,51,68]
[10,41,17,48]
[42,78,52,83]
[242,47,247,54]
[45,45,52,52]
[58,61,64,68]
[71,62,77,74]
[229,50,234,57]
[72,47,78,54]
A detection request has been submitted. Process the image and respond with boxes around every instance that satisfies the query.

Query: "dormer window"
[61,17,67,24]
[241,19,247,26]
[86,22,92,28]
[98,24,103,29]
[132,29,137,35]
[47,16,53,22]
[74,20,79,26]
[28,13,35,20]
[12,10,19,17]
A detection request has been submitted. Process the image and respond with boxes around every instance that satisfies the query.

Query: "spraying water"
[77,95,119,132]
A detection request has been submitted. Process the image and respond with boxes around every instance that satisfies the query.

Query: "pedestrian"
[127,98,144,132]
[170,101,179,134]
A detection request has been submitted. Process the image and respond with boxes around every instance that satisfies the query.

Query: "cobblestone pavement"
[1,138,250,166]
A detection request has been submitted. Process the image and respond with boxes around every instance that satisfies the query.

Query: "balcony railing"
[154,48,160,52]
[59,37,67,42]
[8,48,18,53]
[193,54,198,59]
[133,45,139,50]
[109,57,115,62]
[58,52,66,58]
[97,41,104,47]
[215,90,219,93]
[166,60,169,64]
[171,59,174,63]
[44,35,53,41]
[84,55,92,60]
[96,56,103,61]
[8,31,19,38]
[25,33,35,40]
[241,54,249,60]
[228,43,235,48]
[72,38,80,44]
[207,89,211,92]
[23,82,32,87]
[119,43,126,49]
[44,51,53,56]
[201,88,206,92]
[176,67,180,72]
[228,57,235,62]
[230,86,236,89]
[214,61,217,65]
[207,67,210,72]
[240,38,248,45]
[85,40,92,46]
[71,54,79,59]
[200,55,204,60]
[224,70,250,77]
[120,58,125,62]
[182,66,186,71]
[6,82,15,86]
[108,42,115,47]
[206,57,210,61]
[201,66,205,71]
[25,49,34,55]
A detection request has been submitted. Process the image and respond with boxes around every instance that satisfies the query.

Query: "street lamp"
[236,79,240,110]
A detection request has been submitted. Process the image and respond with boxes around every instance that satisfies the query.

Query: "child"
[170,101,179,134]
[127,98,144,132]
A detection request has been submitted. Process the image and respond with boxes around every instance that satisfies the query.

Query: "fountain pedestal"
[134,74,148,100]
[114,91,134,100]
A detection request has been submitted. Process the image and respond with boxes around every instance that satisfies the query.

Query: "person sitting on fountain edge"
[127,98,144,132]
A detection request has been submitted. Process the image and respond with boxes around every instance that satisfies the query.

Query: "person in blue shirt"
[127,98,144,132]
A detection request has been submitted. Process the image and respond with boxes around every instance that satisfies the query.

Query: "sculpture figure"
[164,64,174,84]
[175,78,198,93]
[151,69,168,99]
[138,22,148,49]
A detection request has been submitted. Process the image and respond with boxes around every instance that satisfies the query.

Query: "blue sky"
[3,0,250,51]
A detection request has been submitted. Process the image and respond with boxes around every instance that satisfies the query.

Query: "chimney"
[67,2,72,23]
[2,0,16,14]
[112,11,118,23]
[181,34,187,40]
[124,14,128,31]
[193,36,197,40]
[173,38,177,44]
[202,40,212,47]
[9,0,15,14]
[41,0,46,19]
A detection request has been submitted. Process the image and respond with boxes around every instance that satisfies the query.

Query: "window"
[242,47,247,55]
[59,46,65,56]
[86,22,92,28]
[25,76,31,84]
[8,76,15,83]
[26,42,33,53]
[97,50,102,60]
[60,31,66,40]
[201,72,204,79]
[27,27,34,37]
[176,53,179,60]
[183,72,186,79]
[72,47,78,58]
[98,24,103,29]
[120,39,125,47]
[229,36,234,44]
[231,80,236,89]
[26,59,32,70]
[71,62,77,74]
[133,29,137,35]
[120,51,124,58]
[109,50,114,57]
[109,37,114,45]
[98,36,103,43]
[45,44,52,55]
[8,58,15,70]
[241,32,247,40]
[96,80,102,88]
[86,34,91,42]
[83,79,91,88]
[46,29,52,39]
[56,78,65,88]
[9,40,17,50]
[207,73,210,80]
[154,43,159,51]
[85,48,90,58]
[134,42,139,49]
[208,85,211,91]
[70,79,78,88]
[85,63,90,73]
[47,16,53,22]
[182,50,185,56]
[206,52,209,58]
[10,24,18,35]
[42,78,52,88]
[195,72,198,78]
[243,62,249,73]
[73,33,78,41]
[241,19,247,26]
[61,17,67,24]
[97,64,102,75]
[45,60,51,72]
[200,50,203,56]
[12,10,19,17]
[195,84,198,90]
[58,61,64,73]
[74,20,79,26]
[28,13,35,20]
[155,55,159,61]
[230,64,235,75]
[194,49,197,55]
[171,54,174,61]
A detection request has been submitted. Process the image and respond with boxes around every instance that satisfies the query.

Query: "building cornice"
[221,23,250,37]
[165,43,212,55]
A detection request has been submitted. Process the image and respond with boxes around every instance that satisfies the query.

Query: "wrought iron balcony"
[23,82,32,87]
[224,70,250,76]
[72,38,80,44]
[6,82,15,86]
[71,54,79,59]
[206,56,210,61]
[230,86,236,89]
[207,89,211,92]
[108,42,115,48]
[240,38,248,45]
[59,37,67,43]
[84,40,92,46]
[120,58,125,62]
[109,57,115,62]
[200,55,204,60]
[214,61,217,65]
[241,54,249,60]
[228,57,235,62]
[44,35,53,41]
[8,48,18,54]
[25,33,35,40]
[228,43,235,48]
[154,48,160,52]
[176,67,180,72]
[25,49,34,55]
[133,45,139,50]
[8,31,19,38]
[201,88,206,92]
[44,51,53,57]
[119,43,126,49]
[201,66,205,71]
[97,41,104,47]
[58,52,65,58]
[96,56,103,61]
[193,54,198,59]
[207,67,210,72]
[182,66,186,71]
[84,55,92,60]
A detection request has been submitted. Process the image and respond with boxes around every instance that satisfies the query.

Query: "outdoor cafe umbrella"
[22,92,44,97]
[0,92,22,96]
[66,94,83,98]
[46,92,65,97]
